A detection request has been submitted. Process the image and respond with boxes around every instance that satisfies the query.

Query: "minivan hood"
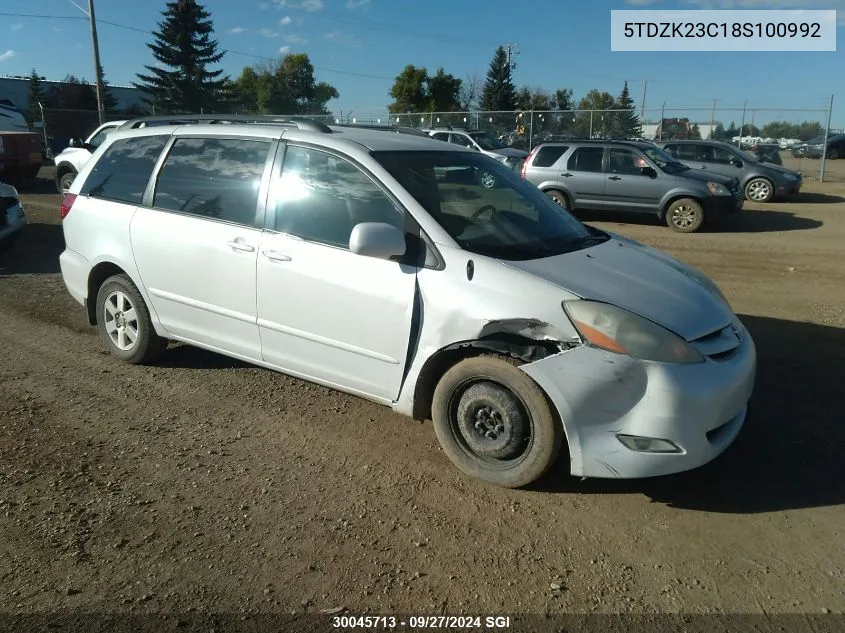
[503,235,734,341]
[494,147,529,158]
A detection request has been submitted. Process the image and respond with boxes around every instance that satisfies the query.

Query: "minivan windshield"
[470,132,506,151]
[641,146,690,174]
[373,151,598,261]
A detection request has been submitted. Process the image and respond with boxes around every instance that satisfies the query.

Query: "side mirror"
[349,222,406,260]
[640,166,657,178]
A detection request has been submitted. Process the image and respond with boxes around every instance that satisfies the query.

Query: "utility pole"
[709,98,716,139]
[640,80,648,121]
[504,43,520,72]
[820,93,835,183]
[87,0,105,124]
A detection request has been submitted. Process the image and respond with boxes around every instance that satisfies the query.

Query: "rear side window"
[431,133,449,142]
[532,145,568,167]
[567,147,604,173]
[665,144,698,161]
[152,137,271,228]
[80,135,168,204]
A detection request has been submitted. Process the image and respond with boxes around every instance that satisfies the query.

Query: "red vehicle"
[655,118,692,141]
[0,131,43,184]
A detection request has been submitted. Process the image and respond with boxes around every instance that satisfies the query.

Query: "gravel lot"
[2,169,845,632]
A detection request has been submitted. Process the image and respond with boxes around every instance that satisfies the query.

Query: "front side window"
[80,135,168,204]
[664,143,698,161]
[272,145,403,248]
[567,146,604,173]
[608,148,648,175]
[88,125,118,150]
[431,132,449,142]
[373,150,593,261]
[450,134,473,148]
[152,137,271,227]
[470,132,506,151]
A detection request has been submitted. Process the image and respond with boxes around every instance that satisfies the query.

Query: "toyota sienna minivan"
[58,115,756,488]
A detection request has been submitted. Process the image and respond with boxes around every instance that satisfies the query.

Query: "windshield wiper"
[570,234,610,248]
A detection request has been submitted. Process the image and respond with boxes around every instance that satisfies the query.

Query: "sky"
[1,0,843,127]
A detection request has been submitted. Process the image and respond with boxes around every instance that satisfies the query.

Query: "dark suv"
[520,140,743,233]
[660,139,802,203]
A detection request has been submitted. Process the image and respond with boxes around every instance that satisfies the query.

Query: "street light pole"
[87,0,105,124]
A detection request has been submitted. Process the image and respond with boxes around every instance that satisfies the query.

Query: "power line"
[0,11,393,80]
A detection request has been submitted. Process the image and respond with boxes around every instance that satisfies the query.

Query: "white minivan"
[58,116,756,488]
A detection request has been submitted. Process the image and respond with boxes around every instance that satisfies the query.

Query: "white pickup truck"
[54,120,125,194]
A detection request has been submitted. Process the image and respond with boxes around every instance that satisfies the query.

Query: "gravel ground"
[1,171,845,632]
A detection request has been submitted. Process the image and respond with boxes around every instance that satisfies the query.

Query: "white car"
[58,116,757,488]
[54,120,125,194]
[0,178,27,252]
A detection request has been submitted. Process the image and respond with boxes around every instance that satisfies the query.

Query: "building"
[641,122,717,140]
[0,75,145,116]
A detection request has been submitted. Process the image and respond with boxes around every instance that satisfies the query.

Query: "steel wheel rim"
[747,180,771,201]
[671,204,698,229]
[103,291,139,351]
[447,378,534,468]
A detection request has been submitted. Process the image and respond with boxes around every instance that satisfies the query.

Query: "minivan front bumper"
[520,322,756,479]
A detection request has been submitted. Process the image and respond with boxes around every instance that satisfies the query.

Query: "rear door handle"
[608,176,622,181]
[560,172,573,177]
[227,239,255,253]
[263,250,292,262]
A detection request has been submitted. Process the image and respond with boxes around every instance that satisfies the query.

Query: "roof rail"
[331,123,431,138]
[117,114,333,133]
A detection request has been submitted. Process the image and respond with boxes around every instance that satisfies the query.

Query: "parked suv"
[521,140,743,232]
[660,139,802,203]
[59,115,755,488]
[54,120,126,194]
[427,127,528,170]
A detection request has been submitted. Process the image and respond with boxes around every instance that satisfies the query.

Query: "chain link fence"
[343,106,841,183]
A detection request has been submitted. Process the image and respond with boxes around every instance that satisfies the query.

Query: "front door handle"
[608,176,622,181]
[227,239,255,253]
[263,250,292,262]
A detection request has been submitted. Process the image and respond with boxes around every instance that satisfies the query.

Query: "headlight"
[563,301,704,364]
[781,172,799,181]
[706,181,730,195]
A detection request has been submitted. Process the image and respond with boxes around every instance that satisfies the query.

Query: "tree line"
[22,0,827,145]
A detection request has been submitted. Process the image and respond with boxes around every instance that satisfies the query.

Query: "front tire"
[95,274,166,365]
[431,356,564,488]
[745,177,774,203]
[665,198,705,233]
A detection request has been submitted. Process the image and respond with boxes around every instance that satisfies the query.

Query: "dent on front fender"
[519,347,649,477]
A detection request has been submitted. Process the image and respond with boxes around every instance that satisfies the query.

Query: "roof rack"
[117,114,333,133]
[331,123,431,138]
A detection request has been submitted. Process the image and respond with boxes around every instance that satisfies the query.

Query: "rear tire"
[58,171,76,195]
[545,189,570,210]
[95,274,166,365]
[829,148,840,160]
[665,198,705,233]
[431,356,564,488]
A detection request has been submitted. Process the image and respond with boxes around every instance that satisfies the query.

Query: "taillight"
[59,193,77,220]
[521,149,536,178]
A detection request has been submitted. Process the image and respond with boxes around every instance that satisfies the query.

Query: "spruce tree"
[134,0,226,113]
[613,81,642,138]
[25,69,46,127]
[480,46,517,112]
[97,64,121,117]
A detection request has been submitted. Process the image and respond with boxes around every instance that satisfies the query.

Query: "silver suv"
[521,140,743,233]
[660,139,802,203]
[427,127,528,169]
[58,115,755,488]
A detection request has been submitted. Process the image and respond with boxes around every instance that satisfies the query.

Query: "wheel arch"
[85,262,130,325]
[411,331,567,423]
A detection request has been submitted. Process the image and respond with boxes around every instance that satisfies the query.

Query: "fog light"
[616,434,682,453]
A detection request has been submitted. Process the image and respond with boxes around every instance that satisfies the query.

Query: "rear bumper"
[59,248,90,307]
